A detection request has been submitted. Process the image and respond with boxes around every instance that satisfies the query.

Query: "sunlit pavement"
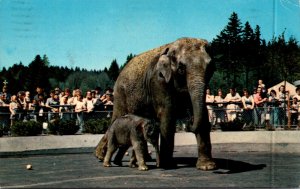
[1,143,300,188]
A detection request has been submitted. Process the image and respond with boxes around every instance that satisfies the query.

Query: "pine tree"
[108,59,120,81]
[26,55,51,93]
[241,21,255,89]
[211,12,243,88]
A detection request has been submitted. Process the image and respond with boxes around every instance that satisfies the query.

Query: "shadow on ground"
[174,157,266,174]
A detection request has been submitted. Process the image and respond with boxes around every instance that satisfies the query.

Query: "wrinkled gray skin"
[103,114,160,171]
[96,38,216,170]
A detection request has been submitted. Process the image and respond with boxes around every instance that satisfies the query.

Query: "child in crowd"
[9,95,20,126]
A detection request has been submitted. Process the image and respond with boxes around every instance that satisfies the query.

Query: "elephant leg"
[132,142,148,171]
[95,132,108,161]
[129,150,137,168]
[103,142,117,167]
[142,142,152,161]
[113,145,129,166]
[195,110,216,170]
[159,117,176,169]
[155,144,160,168]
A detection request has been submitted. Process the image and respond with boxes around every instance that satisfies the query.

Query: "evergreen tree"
[120,53,135,71]
[26,55,50,94]
[241,21,255,89]
[108,59,120,81]
[211,12,243,88]
[42,54,50,67]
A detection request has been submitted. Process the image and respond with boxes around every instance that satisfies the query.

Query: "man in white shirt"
[205,88,214,124]
[224,88,242,121]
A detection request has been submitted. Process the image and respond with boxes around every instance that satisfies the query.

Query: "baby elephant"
[103,114,160,171]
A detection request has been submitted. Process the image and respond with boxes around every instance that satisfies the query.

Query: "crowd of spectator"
[0,86,114,133]
[206,80,300,128]
[1,79,300,132]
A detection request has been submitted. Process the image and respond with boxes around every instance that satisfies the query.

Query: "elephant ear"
[156,55,172,83]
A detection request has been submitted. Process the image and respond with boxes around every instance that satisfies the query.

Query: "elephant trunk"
[187,75,206,133]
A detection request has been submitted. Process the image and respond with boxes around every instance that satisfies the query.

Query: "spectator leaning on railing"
[59,95,73,121]
[0,93,9,107]
[224,87,242,121]
[214,88,226,123]
[205,88,215,125]
[268,89,280,128]
[253,87,268,127]
[290,97,299,126]
[84,90,95,119]
[1,86,11,104]
[74,94,87,133]
[9,95,20,127]
[277,85,289,126]
[241,88,254,127]
[45,90,60,122]
[16,91,27,121]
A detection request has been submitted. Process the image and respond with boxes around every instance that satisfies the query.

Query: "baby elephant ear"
[156,55,172,83]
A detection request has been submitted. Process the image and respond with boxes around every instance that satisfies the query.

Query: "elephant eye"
[177,62,186,75]
[159,72,164,78]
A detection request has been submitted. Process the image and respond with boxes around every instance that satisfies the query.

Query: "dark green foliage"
[120,53,136,71]
[0,54,115,95]
[219,119,245,131]
[11,121,43,136]
[83,118,110,134]
[48,119,78,135]
[107,59,120,81]
[0,126,3,137]
[47,119,60,135]
[26,55,51,92]
[210,12,300,93]
[0,116,10,136]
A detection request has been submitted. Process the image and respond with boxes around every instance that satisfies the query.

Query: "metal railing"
[206,102,300,130]
[1,103,299,131]
[0,106,113,129]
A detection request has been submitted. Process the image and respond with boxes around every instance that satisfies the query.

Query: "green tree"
[241,21,254,88]
[120,53,135,71]
[211,12,243,89]
[25,55,50,93]
[42,54,50,67]
[107,59,120,81]
[64,71,114,93]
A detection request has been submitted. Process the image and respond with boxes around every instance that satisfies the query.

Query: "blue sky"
[0,0,299,70]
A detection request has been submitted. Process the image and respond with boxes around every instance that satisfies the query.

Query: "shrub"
[0,126,3,137]
[220,119,245,131]
[11,121,43,136]
[48,119,60,135]
[83,118,110,134]
[48,119,79,135]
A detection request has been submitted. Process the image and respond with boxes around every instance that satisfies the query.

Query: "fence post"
[287,93,291,129]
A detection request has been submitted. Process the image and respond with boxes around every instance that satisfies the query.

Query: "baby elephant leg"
[153,144,160,168]
[132,142,148,171]
[113,146,129,166]
[129,150,138,168]
[103,142,118,167]
[95,134,108,161]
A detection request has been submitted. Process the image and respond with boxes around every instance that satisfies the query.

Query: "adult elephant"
[95,37,216,170]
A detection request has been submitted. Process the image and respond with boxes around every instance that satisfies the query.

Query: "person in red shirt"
[254,87,268,127]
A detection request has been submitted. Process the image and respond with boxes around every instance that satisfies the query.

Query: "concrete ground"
[1,131,300,188]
